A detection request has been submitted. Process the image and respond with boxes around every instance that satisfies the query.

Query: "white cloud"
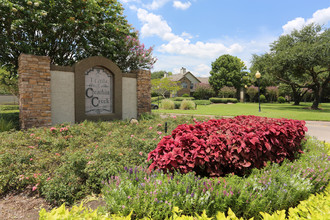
[282,7,330,35]
[137,8,176,40]
[181,31,193,39]
[173,1,191,10]
[159,39,244,58]
[144,0,171,10]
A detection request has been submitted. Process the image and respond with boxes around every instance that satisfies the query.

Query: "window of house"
[182,82,187,88]
[190,82,194,89]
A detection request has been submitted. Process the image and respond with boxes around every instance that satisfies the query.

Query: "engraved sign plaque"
[85,67,113,115]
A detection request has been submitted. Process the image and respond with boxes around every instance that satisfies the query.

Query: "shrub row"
[151,96,164,102]
[148,115,307,177]
[161,99,196,110]
[209,97,238,103]
[0,104,19,111]
[172,97,195,101]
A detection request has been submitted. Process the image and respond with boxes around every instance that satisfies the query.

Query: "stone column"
[18,54,51,129]
[136,69,151,117]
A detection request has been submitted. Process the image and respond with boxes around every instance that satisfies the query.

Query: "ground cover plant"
[0,114,197,205]
[154,102,330,121]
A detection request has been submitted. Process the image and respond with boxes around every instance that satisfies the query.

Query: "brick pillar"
[136,69,151,117]
[18,54,51,129]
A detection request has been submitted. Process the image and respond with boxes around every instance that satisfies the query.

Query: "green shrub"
[39,202,130,219]
[0,105,19,111]
[193,84,215,100]
[161,99,175,109]
[182,93,190,97]
[194,100,211,105]
[218,86,236,98]
[180,100,196,110]
[0,117,14,132]
[173,97,195,101]
[151,96,164,102]
[173,101,182,109]
[259,94,267,103]
[278,96,286,103]
[209,97,238,103]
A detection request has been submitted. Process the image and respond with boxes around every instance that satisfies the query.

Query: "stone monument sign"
[85,67,113,115]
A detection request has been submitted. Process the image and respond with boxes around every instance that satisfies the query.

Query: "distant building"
[165,67,209,97]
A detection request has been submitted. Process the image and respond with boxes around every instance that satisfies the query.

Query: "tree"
[151,78,181,98]
[151,71,172,79]
[268,24,329,109]
[192,83,215,100]
[0,0,156,96]
[251,53,309,105]
[209,54,247,98]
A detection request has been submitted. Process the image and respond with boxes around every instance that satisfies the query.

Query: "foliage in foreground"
[40,183,330,219]
[0,115,194,204]
[149,116,307,177]
[103,138,329,219]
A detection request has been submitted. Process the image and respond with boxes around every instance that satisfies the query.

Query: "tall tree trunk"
[311,89,321,110]
[291,85,301,105]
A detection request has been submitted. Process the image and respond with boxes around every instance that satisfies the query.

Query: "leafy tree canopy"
[209,54,247,95]
[252,24,329,109]
[151,71,172,79]
[0,0,156,95]
[151,78,181,98]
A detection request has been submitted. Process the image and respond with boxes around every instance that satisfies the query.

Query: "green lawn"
[154,102,330,121]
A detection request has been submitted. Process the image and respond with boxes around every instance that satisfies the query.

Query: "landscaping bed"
[0,114,329,219]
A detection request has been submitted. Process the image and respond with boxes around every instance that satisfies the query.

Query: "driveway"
[305,121,330,143]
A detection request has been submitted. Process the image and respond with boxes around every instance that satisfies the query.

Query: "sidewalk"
[305,121,330,143]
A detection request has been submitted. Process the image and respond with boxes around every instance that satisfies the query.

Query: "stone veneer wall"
[18,54,51,129]
[136,69,151,117]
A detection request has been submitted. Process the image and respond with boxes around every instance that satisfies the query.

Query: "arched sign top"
[74,56,122,122]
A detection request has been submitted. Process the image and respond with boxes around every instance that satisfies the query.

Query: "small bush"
[194,100,211,105]
[0,117,14,132]
[193,84,215,100]
[278,96,286,103]
[209,97,238,103]
[148,115,307,177]
[180,100,196,110]
[173,101,181,109]
[246,86,258,102]
[173,97,195,101]
[260,94,267,103]
[160,99,175,109]
[181,93,190,97]
[218,86,236,98]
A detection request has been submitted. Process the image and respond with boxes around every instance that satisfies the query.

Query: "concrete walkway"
[159,113,330,143]
[305,121,330,143]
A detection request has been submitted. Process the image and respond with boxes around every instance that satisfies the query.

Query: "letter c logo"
[92,97,99,107]
[86,88,93,98]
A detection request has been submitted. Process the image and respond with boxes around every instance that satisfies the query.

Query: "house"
[165,67,209,97]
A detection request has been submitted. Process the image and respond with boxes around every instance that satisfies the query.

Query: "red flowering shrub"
[148,115,307,177]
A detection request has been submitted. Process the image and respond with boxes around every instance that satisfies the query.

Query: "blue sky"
[119,0,330,77]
